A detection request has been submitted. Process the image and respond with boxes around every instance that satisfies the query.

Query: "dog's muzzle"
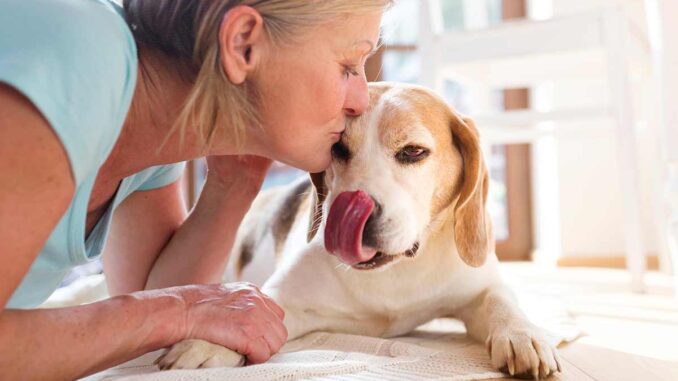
[324,190,377,265]
[352,241,421,270]
[325,189,421,270]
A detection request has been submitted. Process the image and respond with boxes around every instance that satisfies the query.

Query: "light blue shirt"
[1,0,186,308]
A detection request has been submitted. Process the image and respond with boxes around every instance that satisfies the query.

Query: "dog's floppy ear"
[450,114,492,267]
[307,172,327,242]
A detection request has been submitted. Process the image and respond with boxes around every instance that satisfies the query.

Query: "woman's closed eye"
[342,65,360,79]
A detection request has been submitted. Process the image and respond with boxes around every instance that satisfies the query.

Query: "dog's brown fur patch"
[272,178,313,252]
[236,178,313,277]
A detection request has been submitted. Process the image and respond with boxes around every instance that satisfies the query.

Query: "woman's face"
[250,12,383,173]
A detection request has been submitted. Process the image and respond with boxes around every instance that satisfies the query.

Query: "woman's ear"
[218,6,265,85]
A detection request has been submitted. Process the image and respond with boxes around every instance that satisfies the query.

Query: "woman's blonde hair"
[123,0,393,153]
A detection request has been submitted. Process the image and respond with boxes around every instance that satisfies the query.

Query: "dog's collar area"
[352,242,420,270]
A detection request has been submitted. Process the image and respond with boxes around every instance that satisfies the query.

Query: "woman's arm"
[0,84,174,379]
[103,180,188,295]
[0,84,74,308]
[102,172,260,293]
[1,282,286,380]
[0,292,183,380]
[105,157,270,292]
[145,175,262,288]
[0,85,286,379]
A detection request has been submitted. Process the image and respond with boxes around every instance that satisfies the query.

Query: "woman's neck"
[100,48,242,181]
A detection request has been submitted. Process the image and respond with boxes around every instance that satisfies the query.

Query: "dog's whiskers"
[334,262,351,272]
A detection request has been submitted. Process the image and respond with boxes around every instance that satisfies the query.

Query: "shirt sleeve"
[136,162,187,191]
[0,0,137,185]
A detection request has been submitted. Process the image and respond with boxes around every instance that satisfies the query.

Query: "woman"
[0,0,389,378]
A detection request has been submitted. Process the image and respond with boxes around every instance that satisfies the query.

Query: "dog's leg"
[455,285,562,379]
[154,307,380,370]
[155,339,245,370]
[154,303,306,369]
[154,307,312,371]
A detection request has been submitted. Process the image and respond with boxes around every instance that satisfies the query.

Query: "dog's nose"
[362,197,382,248]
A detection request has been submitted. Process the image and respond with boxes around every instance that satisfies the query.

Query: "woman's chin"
[284,154,330,173]
[303,157,331,173]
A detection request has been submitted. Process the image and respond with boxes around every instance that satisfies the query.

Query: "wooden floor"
[493,263,678,381]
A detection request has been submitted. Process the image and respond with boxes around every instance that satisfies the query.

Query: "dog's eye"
[395,145,430,164]
[331,141,351,162]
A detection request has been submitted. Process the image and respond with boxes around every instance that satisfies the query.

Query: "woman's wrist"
[203,155,271,198]
[202,175,261,207]
[112,289,187,351]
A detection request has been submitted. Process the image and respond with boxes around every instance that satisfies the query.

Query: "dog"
[157,82,562,379]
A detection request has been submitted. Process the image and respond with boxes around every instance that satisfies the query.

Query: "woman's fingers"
[241,336,272,365]
[262,320,286,355]
[176,282,288,364]
[260,293,285,320]
[252,300,287,350]
[271,317,288,347]
[235,293,287,363]
[237,283,286,342]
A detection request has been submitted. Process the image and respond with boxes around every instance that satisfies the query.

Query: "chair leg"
[530,136,562,268]
[666,163,678,298]
[418,0,445,93]
[603,8,646,292]
[646,0,678,298]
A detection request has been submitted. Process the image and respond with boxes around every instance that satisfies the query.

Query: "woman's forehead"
[322,13,383,49]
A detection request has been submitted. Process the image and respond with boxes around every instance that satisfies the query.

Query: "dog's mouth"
[324,190,420,270]
[352,242,420,270]
[324,190,376,265]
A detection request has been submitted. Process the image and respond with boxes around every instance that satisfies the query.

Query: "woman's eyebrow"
[347,40,378,57]
[366,45,380,58]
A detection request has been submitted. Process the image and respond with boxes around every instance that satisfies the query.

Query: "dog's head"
[307,82,492,270]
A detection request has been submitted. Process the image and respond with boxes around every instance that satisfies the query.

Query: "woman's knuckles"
[244,339,272,364]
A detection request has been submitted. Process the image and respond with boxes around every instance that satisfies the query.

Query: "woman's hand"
[205,155,272,195]
[169,282,287,364]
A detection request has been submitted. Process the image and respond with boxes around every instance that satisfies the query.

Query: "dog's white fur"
[157,83,561,379]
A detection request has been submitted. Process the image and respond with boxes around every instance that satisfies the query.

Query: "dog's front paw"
[485,323,562,379]
[155,339,245,370]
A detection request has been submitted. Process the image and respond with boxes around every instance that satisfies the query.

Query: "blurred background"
[181,0,677,297]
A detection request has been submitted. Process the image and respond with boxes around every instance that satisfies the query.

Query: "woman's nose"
[343,76,369,117]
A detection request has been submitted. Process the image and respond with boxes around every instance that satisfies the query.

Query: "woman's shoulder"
[0,0,136,68]
[0,0,138,185]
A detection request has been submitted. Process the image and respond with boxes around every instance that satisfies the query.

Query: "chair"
[644,0,678,297]
[418,0,651,291]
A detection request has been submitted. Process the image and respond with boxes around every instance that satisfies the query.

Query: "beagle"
[157,83,562,379]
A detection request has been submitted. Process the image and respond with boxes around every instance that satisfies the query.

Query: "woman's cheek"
[326,79,349,121]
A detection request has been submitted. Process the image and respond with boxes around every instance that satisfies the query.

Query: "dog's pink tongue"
[325,190,377,265]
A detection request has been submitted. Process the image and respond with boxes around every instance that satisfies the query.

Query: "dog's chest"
[341,251,497,327]
[342,258,466,313]
[269,225,498,338]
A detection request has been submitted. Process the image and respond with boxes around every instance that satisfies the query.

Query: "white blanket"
[77,283,581,381]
